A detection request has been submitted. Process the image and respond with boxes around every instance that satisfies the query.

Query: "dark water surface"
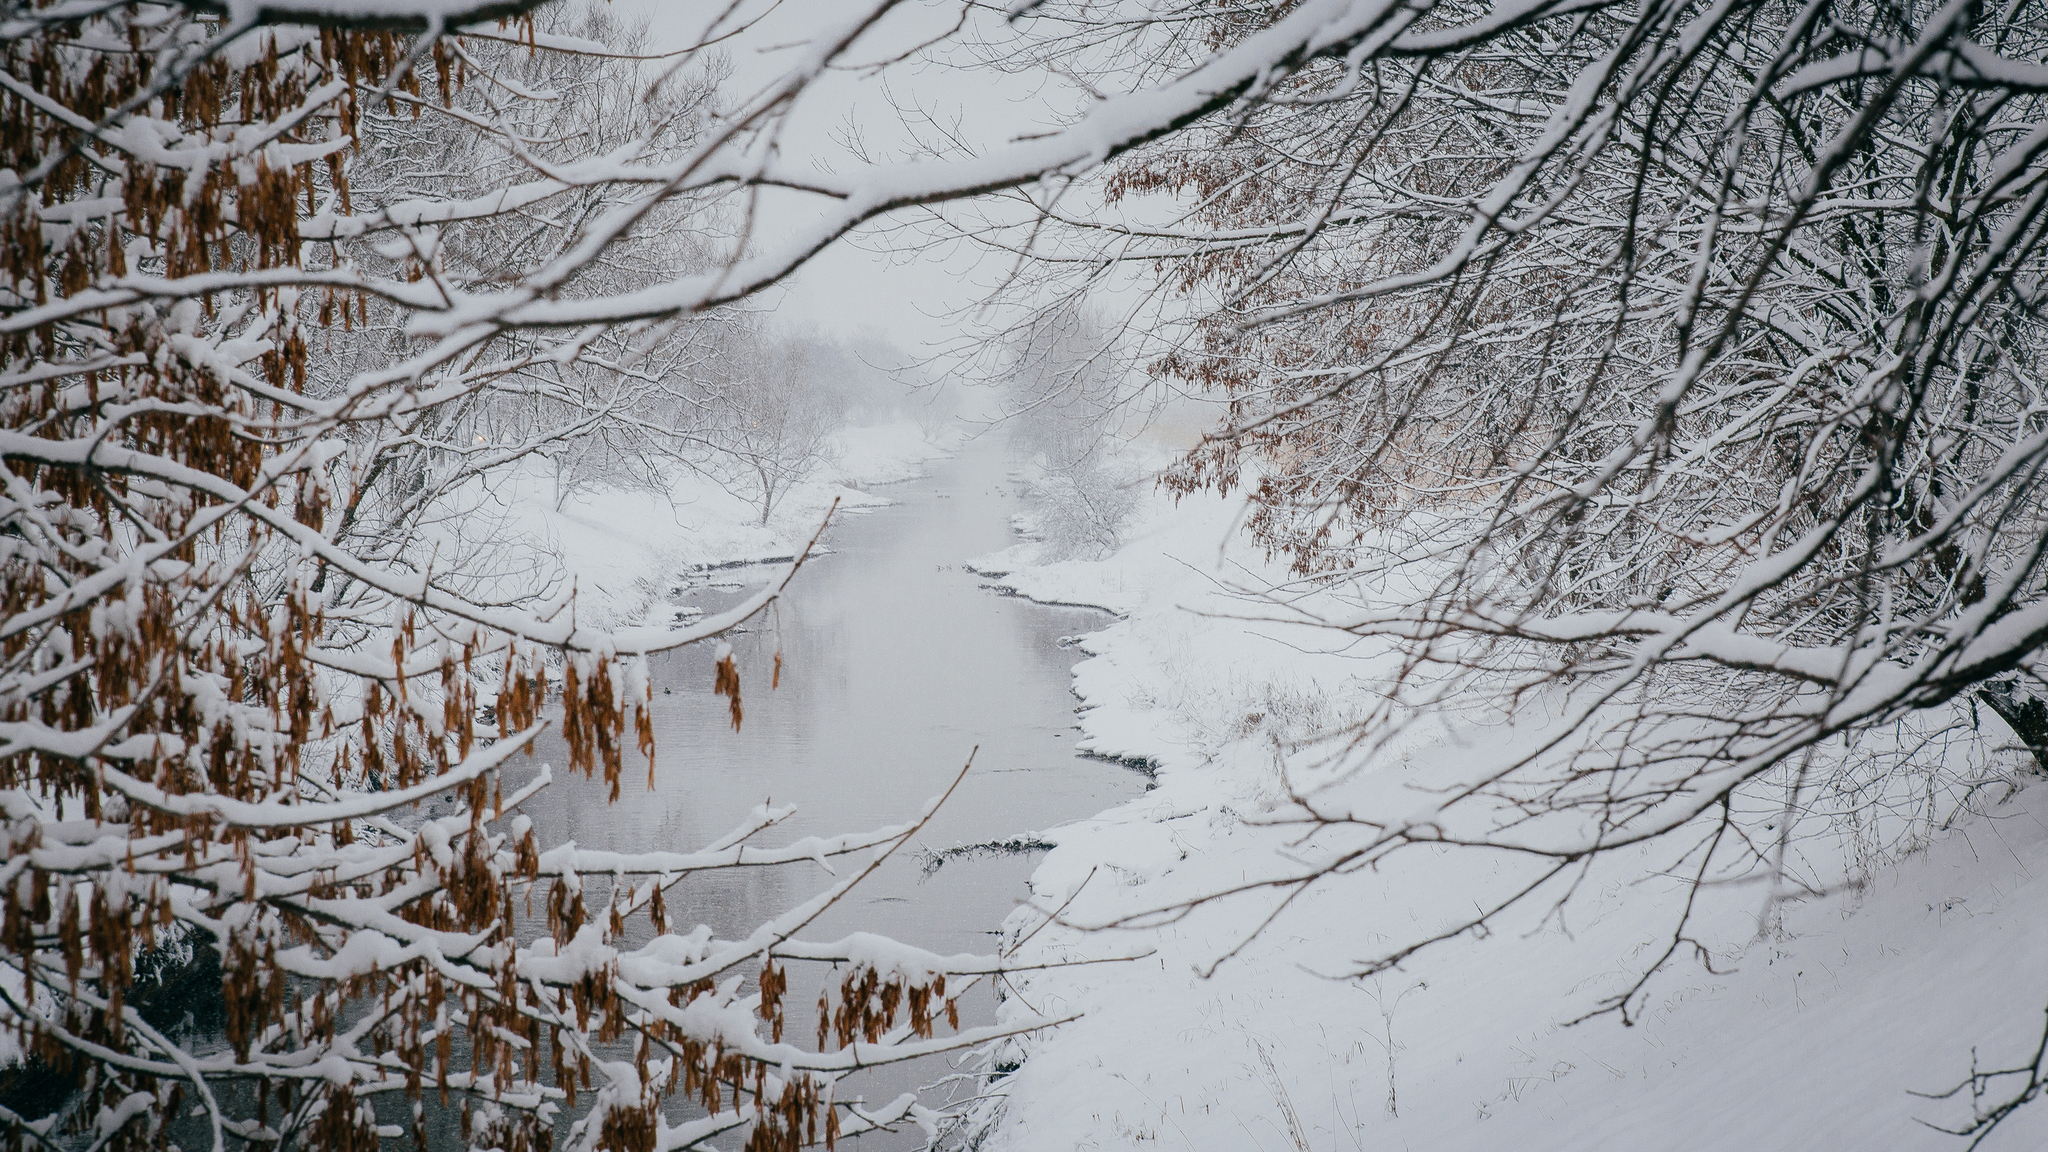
[523,434,1145,1145]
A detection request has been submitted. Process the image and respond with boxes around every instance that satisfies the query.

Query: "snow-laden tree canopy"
[955,1,2048,1135]
[7,0,2048,1147]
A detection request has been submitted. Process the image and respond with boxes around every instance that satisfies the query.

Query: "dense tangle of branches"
[10,0,2048,1145]
[0,4,1033,1150]
[964,0,2048,1135]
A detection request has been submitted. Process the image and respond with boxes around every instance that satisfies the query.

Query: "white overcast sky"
[608,0,1069,352]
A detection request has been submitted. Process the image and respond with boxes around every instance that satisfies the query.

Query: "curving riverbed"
[522,431,1146,1145]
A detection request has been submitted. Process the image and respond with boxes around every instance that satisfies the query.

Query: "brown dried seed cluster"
[818,964,957,1050]
[0,5,702,1151]
[1,4,975,1150]
[715,646,744,730]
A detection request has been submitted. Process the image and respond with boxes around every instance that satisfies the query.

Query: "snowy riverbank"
[969,482,2048,1151]
[484,421,954,630]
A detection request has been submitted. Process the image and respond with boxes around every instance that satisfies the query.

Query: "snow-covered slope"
[973,484,2048,1152]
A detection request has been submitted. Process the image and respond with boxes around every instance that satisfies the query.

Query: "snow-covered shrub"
[1020,457,1145,561]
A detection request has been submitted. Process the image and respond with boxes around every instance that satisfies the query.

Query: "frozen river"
[523,432,1147,1144]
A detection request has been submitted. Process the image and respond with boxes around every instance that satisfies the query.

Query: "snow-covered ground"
[969,477,2048,1151]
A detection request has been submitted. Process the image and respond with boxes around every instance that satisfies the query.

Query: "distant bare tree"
[709,335,844,525]
[1007,304,1144,560]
